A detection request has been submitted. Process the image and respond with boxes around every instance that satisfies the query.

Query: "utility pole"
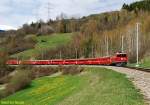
[59,50,62,59]
[48,2,50,20]
[35,8,39,21]
[105,36,109,56]
[75,48,78,59]
[17,55,19,65]
[46,2,52,21]
[42,49,44,59]
[121,35,124,52]
[136,22,140,67]
[91,45,94,58]
[39,46,43,59]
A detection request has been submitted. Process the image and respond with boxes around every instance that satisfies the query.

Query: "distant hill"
[1,0,150,62]
[0,30,5,32]
[0,25,17,31]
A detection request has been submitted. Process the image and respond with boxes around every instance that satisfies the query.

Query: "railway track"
[104,66,150,104]
[124,66,150,73]
[10,64,150,72]
[9,63,150,72]
[39,65,150,73]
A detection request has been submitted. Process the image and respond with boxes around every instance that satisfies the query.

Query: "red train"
[6,52,128,67]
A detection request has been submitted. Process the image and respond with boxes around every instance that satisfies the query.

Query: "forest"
[0,0,150,63]
[122,0,150,12]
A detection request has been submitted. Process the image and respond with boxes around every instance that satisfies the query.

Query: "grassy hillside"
[2,75,83,105]
[11,33,72,59]
[1,68,145,105]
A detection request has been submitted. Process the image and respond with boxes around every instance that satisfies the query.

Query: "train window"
[117,54,127,57]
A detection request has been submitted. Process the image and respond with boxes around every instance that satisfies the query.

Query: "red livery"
[6,52,128,67]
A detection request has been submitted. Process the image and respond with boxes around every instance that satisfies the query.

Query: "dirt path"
[104,66,150,105]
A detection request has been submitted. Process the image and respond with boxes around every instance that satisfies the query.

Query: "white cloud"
[0,25,17,30]
[0,0,141,27]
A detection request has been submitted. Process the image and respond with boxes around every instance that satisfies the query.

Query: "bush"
[62,66,84,75]
[5,70,32,95]
[0,66,29,85]
[0,66,15,80]
[0,65,61,99]
[17,65,33,70]
[0,90,5,99]
[0,75,12,84]
[0,48,15,78]
[32,67,59,78]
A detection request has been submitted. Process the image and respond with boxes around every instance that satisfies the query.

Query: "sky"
[0,0,141,29]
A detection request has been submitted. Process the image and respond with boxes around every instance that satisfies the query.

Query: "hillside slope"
[2,68,144,105]
[11,33,72,59]
[1,0,150,63]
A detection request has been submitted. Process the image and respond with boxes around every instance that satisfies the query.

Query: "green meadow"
[11,33,72,59]
[1,68,145,105]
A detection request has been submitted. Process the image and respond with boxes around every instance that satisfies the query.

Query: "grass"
[1,68,145,105]
[140,57,150,68]
[1,75,83,105]
[58,68,145,105]
[128,57,150,69]
[11,33,72,59]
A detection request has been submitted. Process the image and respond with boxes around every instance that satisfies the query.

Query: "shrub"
[62,66,84,75]
[0,66,15,83]
[0,51,15,78]
[17,65,33,71]
[0,90,5,99]
[0,75,12,84]
[5,70,32,95]
[32,67,58,78]
[0,65,61,99]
